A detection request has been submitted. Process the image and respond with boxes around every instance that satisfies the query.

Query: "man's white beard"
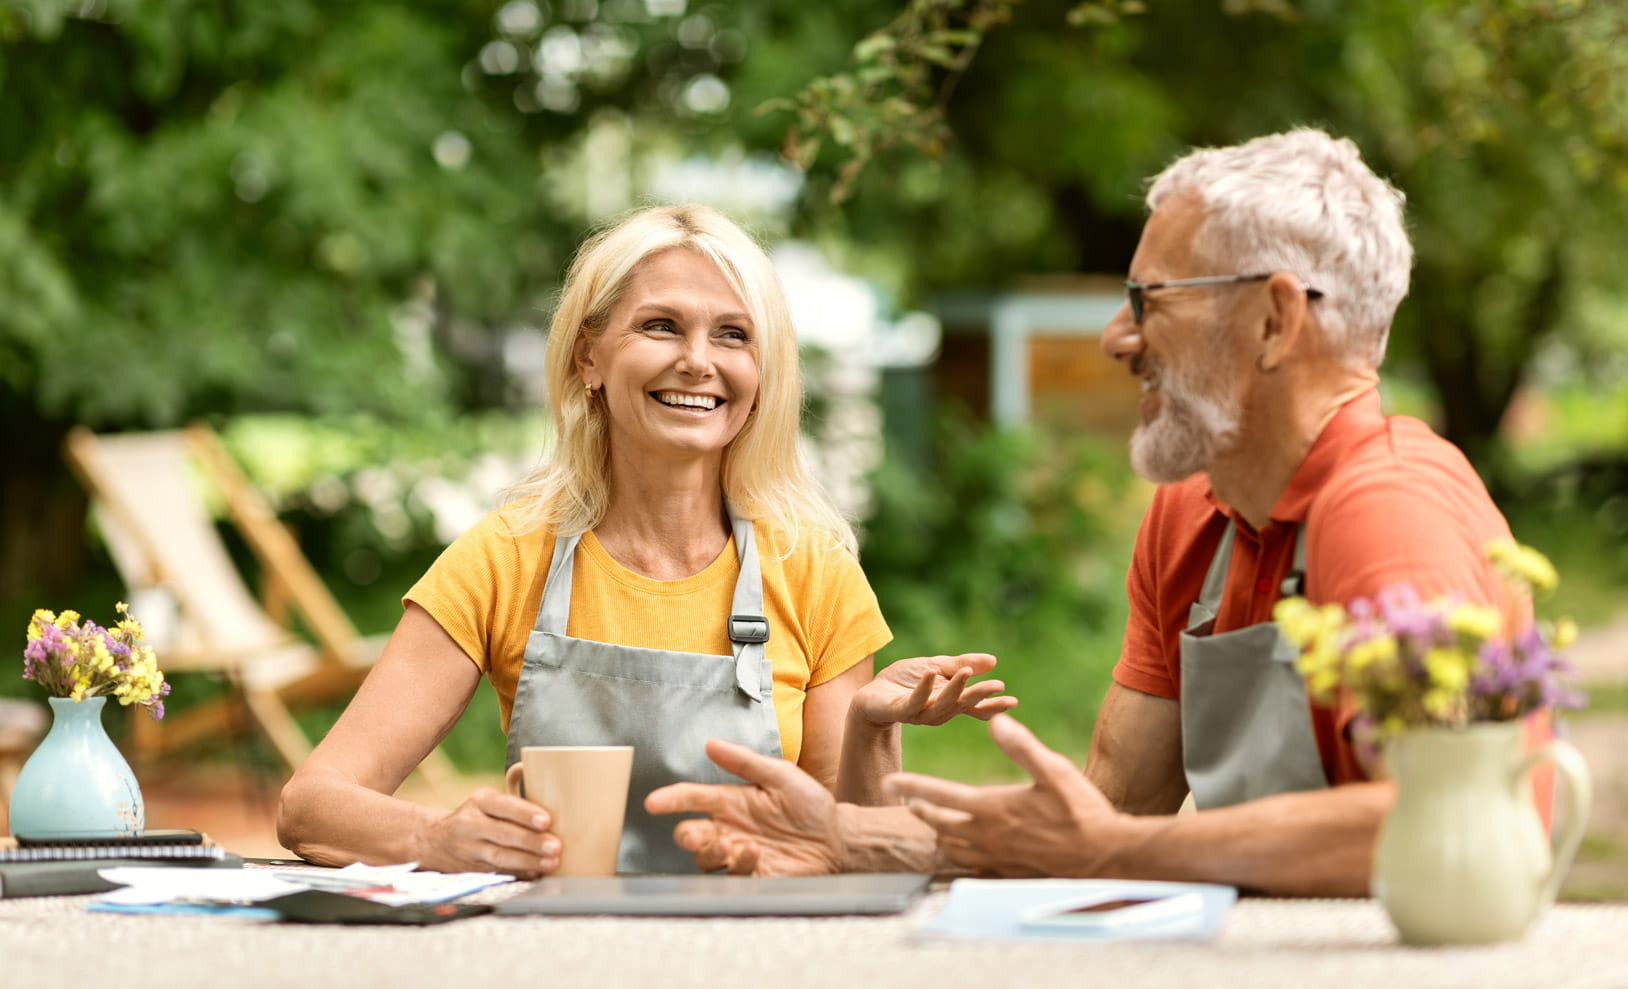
[1129,363,1241,484]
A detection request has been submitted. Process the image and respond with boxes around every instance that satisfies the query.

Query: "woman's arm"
[799,658,877,800]
[275,603,561,876]
[822,653,1020,806]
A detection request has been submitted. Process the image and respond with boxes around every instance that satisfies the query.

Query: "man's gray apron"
[1179,523,1328,809]
[505,511,782,873]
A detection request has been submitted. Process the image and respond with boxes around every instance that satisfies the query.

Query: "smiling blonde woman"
[276,204,1015,877]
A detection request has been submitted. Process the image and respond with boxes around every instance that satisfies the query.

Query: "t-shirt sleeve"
[403,510,522,675]
[804,539,893,688]
[1113,498,1179,700]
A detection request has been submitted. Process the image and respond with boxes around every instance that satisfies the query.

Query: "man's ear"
[1256,272,1312,373]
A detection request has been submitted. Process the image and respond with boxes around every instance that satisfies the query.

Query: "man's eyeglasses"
[1124,273,1324,324]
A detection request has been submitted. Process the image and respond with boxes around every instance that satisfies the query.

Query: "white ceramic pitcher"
[1371,721,1591,945]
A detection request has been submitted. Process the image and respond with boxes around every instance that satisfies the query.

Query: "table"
[2,885,1625,989]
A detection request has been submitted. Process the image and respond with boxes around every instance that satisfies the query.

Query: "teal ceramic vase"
[7,696,144,838]
[1370,722,1591,945]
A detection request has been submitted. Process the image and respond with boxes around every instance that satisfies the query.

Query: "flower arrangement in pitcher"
[1274,540,1584,744]
[23,603,170,718]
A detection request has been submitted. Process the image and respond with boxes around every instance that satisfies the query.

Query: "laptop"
[493,873,933,917]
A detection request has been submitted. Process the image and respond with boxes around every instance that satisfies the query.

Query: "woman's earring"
[585,383,596,399]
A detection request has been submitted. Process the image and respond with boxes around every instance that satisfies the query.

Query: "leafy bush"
[862,412,1148,780]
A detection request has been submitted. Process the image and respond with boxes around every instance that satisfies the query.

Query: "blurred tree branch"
[762,1,1163,202]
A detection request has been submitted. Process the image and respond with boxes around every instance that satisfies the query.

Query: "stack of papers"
[90,862,514,915]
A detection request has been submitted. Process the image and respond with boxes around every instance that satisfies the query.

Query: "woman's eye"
[719,327,750,343]
[643,320,677,334]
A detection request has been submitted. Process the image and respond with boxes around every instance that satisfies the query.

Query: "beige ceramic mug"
[504,745,634,877]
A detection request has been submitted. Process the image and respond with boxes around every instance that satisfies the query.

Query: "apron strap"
[1195,523,1237,617]
[1281,524,1308,598]
[727,510,771,702]
[536,529,583,636]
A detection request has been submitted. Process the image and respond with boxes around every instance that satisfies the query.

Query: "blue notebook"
[915,878,1237,942]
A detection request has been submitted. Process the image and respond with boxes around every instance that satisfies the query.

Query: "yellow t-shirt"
[404,504,892,762]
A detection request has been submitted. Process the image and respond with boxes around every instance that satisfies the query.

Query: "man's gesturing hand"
[884,713,1131,878]
[645,738,846,876]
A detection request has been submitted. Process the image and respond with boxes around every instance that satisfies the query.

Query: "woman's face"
[577,248,761,471]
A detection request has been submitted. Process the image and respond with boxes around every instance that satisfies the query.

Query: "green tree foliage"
[0,1,542,593]
[775,0,1628,471]
[1333,1,1628,468]
[0,0,837,596]
[1,1,549,425]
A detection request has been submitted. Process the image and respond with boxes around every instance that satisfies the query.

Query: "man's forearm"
[833,803,941,873]
[1098,781,1396,897]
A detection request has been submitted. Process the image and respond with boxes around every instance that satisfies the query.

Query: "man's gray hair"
[1146,128,1412,368]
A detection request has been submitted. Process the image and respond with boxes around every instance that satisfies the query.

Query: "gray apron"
[505,511,782,873]
[1179,522,1328,809]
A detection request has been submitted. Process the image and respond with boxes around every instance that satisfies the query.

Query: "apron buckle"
[728,614,770,645]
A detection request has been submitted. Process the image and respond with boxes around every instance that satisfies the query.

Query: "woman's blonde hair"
[503,204,857,555]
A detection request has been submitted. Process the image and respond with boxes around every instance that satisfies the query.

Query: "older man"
[646,128,1532,896]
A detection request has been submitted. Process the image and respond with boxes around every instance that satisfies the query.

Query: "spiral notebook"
[0,829,227,863]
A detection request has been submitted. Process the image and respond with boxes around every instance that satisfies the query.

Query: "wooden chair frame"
[62,424,458,795]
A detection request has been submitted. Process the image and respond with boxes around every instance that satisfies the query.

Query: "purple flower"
[1472,639,1519,694]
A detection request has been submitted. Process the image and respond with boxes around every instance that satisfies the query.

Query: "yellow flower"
[1347,634,1397,672]
[1552,617,1578,650]
[1423,647,1472,693]
[1274,598,1318,646]
[1422,686,1460,720]
[54,609,81,631]
[1305,668,1342,702]
[1447,603,1503,642]
[1485,539,1559,597]
[1276,598,1353,663]
[88,637,114,673]
[1294,636,1338,672]
[114,601,146,643]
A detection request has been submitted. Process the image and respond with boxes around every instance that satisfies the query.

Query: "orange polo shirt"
[1113,389,1528,788]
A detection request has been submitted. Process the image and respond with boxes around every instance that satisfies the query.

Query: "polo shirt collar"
[1201,388,1385,528]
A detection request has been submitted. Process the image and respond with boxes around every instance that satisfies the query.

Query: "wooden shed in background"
[929,275,1142,434]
